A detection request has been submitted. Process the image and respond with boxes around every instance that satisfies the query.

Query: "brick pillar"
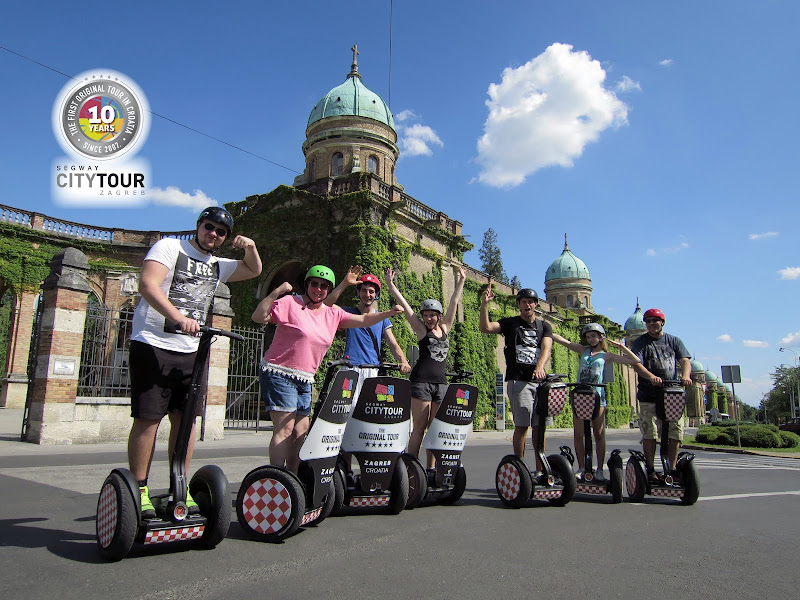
[0,289,39,408]
[25,248,91,444]
[204,282,236,440]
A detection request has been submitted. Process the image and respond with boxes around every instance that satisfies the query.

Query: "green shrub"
[695,427,722,444]
[778,430,800,449]
[739,426,782,449]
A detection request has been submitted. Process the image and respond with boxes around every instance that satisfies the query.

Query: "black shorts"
[129,340,201,420]
[410,381,448,403]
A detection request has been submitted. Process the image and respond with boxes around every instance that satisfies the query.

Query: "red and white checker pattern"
[572,391,596,420]
[349,495,390,508]
[300,508,322,526]
[144,526,204,544]
[241,479,292,534]
[664,390,685,421]
[547,386,568,416]
[576,483,607,495]
[497,463,522,501]
[96,483,118,548]
[652,487,684,499]
[532,489,562,500]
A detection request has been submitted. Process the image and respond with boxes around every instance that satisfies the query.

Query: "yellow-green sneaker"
[186,489,200,515]
[139,486,156,519]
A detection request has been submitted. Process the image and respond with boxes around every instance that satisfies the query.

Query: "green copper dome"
[624,299,645,332]
[691,359,705,373]
[307,46,394,129]
[545,234,591,282]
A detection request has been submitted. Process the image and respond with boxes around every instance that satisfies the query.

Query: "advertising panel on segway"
[402,370,478,508]
[626,381,699,505]
[333,363,412,514]
[558,382,624,503]
[236,360,358,542]
[96,326,243,561]
[495,374,577,508]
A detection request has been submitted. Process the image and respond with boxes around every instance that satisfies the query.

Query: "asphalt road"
[1,423,798,600]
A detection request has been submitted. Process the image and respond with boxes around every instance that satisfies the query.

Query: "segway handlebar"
[165,321,245,342]
[356,362,406,376]
[563,381,607,388]
[446,369,475,381]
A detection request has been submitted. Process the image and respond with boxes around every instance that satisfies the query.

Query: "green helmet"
[304,265,336,288]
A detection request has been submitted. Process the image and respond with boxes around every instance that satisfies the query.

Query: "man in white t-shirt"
[128,206,262,518]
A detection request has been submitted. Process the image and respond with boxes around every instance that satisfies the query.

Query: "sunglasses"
[308,280,331,290]
[644,318,661,323]
[202,222,228,237]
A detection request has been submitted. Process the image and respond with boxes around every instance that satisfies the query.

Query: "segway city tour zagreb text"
[96,325,244,561]
[402,369,479,508]
[626,380,700,505]
[558,382,624,503]
[332,363,412,515]
[236,359,358,542]
[496,374,577,508]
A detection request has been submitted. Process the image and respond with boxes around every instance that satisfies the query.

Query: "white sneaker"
[594,468,606,482]
[575,468,585,480]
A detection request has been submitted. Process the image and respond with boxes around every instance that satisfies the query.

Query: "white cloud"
[399,123,444,157]
[659,59,674,67]
[616,76,641,93]
[395,109,416,123]
[749,231,778,240]
[717,334,733,343]
[778,267,800,280]
[781,331,800,345]
[645,236,689,257]
[743,340,769,348]
[475,43,629,188]
[148,186,217,211]
[646,248,656,256]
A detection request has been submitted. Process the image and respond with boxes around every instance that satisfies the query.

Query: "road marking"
[698,491,800,501]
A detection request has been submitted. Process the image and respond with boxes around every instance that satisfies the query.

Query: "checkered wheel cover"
[572,391,596,420]
[96,483,118,548]
[497,462,522,502]
[144,526,204,544]
[241,478,293,534]
[547,386,568,416]
[664,389,685,421]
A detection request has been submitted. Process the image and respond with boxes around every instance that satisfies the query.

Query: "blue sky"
[1,1,798,407]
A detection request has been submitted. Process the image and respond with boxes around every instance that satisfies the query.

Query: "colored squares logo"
[456,389,470,405]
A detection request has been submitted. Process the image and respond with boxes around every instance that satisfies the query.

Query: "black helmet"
[517,288,539,302]
[197,206,234,236]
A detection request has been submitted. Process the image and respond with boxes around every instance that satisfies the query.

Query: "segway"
[496,374,576,508]
[626,380,699,505]
[402,370,478,508]
[236,360,357,542]
[558,382,624,503]
[332,363,412,515]
[96,325,243,561]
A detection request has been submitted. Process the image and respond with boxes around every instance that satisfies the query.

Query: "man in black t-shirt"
[481,287,553,467]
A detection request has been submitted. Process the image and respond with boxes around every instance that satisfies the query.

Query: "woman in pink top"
[252,265,403,472]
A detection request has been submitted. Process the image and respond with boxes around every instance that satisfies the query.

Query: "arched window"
[567,295,573,307]
[584,296,589,308]
[368,155,379,174]
[331,153,344,176]
[309,158,316,180]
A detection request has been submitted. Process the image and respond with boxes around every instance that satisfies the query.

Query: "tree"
[762,365,799,424]
[479,228,508,284]
[510,275,521,291]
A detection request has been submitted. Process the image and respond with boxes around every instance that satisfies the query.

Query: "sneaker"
[186,490,200,515]
[594,469,606,482]
[139,486,156,519]
[575,468,585,480]
[647,470,660,485]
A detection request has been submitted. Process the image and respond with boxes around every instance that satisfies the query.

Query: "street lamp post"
[779,348,799,419]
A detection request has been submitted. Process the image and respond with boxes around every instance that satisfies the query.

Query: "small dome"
[705,370,717,382]
[624,299,645,333]
[307,47,393,129]
[545,234,591,282]
[691,359,705,373]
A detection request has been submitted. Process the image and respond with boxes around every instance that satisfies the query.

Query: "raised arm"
[605,338,642,366]
[479,287,502,334]
[552,332,585,354]
[383,327,412,374]
[441,265,466,330]
[252,282,293,324]
[385,267,428,339]
[341,305,404,328]
[325,265,362,306]
[226,235,263,282]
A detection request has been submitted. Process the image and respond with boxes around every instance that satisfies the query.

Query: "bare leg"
[593,407,606,470]
[269,410,298,470]
[408,398,432,459]
[513,426,528,459]
[288,416,310,473]
[128,418,161,481]
[668,438,681,471]
[643,438,657,471]
[424,402,440,469]
[573,420,585,470]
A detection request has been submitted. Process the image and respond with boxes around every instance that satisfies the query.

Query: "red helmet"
[643,308,665,322]
[356,274,381,297]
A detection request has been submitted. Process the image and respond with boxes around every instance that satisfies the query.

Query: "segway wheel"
[307,479,336,526]
[547,454,576,507]
[679,458,700,506]
[626,457,646,503]
[609,464,624,504]
[236,467,305,542]
[388,459,410,514]
[331,468,345,516]
[496,455,532,508]
[96,472,138,561]
[190,464,231,548]
[402,454,428,509]
[440,465,467,505]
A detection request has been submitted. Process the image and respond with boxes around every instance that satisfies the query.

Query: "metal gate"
[20,293,44,439]
[77,297,133,397]
[225,324,265,430]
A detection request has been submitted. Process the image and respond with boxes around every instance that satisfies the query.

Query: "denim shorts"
[260,368,312,416]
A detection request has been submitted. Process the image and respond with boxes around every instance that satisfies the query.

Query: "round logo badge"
[52,70,150,161]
